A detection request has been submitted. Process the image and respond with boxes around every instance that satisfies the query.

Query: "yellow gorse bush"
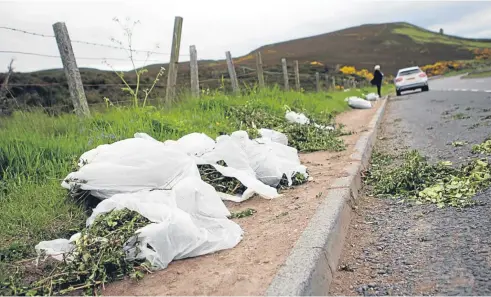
[474,48,491,60]
[340,65,374,81]
[421,61,464,76]
[340,66,356,75]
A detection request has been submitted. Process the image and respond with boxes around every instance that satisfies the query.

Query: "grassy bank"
[0,86,382,281]
[463,70,491,79]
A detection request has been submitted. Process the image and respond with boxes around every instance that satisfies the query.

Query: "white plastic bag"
[210,163,280,202]
[199,135,256,177]
[62,138,200,199]
[259,128,288,146]
[348,97,372,109]
[133,132,159,142]
[285,111,310,125]
[229,132,308,190]
[89,178,243,269]
[48,177,244,270]
[365,93,380,101]
[172,133,216,157]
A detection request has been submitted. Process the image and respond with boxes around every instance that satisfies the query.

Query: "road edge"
[265,96,389,296]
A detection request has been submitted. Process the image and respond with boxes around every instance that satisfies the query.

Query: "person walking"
[371,65,384,98]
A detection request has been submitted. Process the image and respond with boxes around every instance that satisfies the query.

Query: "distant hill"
[243,22,491,73]
[1,22,490,110]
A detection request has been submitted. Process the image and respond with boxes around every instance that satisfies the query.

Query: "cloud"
[0,0,489,72]
[428,5,491,38]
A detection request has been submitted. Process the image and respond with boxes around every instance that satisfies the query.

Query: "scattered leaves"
[225,105,345,152]
[229,208,256,219]
[472,139,491,154]
[1,209,151,296]
[366,150,490,208]
[451,141,467,147]
[198,161,246,196]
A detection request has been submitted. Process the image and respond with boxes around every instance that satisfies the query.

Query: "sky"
[1,0,491,73]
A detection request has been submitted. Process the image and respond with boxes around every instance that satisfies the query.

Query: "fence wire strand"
[0,26,190,57]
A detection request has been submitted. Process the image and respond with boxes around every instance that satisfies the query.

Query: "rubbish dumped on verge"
[347,97,372,109]
[36,127,309,292]
[285,111,335,131]
[259,128,289,145]
[224,105,343,152]
[285,110,311,125]
[365,93,380,101]
[366,150,491,208]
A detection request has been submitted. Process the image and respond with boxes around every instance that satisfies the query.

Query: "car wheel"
[396,90,401,96]
[422,85,429,92]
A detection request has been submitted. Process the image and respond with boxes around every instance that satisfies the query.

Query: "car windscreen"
[398,69,421,76]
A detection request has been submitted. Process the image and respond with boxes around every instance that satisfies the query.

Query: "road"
[429,74,491,93]
[330,76,491,296]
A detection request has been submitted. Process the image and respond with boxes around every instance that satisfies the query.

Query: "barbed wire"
[0,26,190,56]
[0,50,164,62]
[8,83,166,87]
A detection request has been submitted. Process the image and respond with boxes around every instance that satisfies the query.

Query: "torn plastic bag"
[230,131,307,188]
[86,178,243,270]
[174,132,216,157]
[62,138,200,200]
[43,177,243,270]
[253,138,308,186]
[285,111,310,125]
[347,97,372,109]
[365,93,380,101]
[199,135,256,177]
[133,132,160,142]
[209,163,280,203]
[35,233,81,261]
[259,128,288,146]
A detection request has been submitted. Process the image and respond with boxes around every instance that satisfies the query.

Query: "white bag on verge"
[259,128,289,146]
[285,111,310,125]
[347,97,372,109]
[365,93,380,101]
[62,138,200,199]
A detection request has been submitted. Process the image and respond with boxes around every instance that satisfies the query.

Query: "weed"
[366,150,491,208]
[472,138,491,154]
[0,209,150,296]
[451,141,467,147]
[229,208,256,219]
[452,113,470,120]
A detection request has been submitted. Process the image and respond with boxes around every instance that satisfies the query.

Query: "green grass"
[0,86,383,264]
[463,70,491,79]
[393,26,491,49]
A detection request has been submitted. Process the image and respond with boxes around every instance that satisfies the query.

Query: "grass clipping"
[1,209,151,296]
[225,105,345,152]
[366,150,491,208]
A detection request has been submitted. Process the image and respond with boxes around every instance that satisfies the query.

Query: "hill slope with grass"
[246,22,491,72]
[1,22,490,109]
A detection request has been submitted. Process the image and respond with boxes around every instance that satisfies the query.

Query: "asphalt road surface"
[429,74,491,93]
[330,78,491,296]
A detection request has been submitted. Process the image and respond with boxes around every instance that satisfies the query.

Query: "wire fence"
[0,21,368,115]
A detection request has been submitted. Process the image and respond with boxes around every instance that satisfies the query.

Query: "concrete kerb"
[265,96,389,296]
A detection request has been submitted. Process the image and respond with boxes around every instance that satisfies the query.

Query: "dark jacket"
[371,69,383,85]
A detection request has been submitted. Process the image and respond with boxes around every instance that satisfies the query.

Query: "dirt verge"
[102,100,383,296]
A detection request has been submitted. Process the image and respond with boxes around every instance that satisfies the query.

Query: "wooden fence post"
[52,22,90,117]
[332,76,336,89]
[255,52,265,89]
[189,45,199,97]
[315,72,321,92]
[324,74,329,90]
[294,60,301,91]
[225,51,240,94]
[281,58,289,91]
[165,16,183,106]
